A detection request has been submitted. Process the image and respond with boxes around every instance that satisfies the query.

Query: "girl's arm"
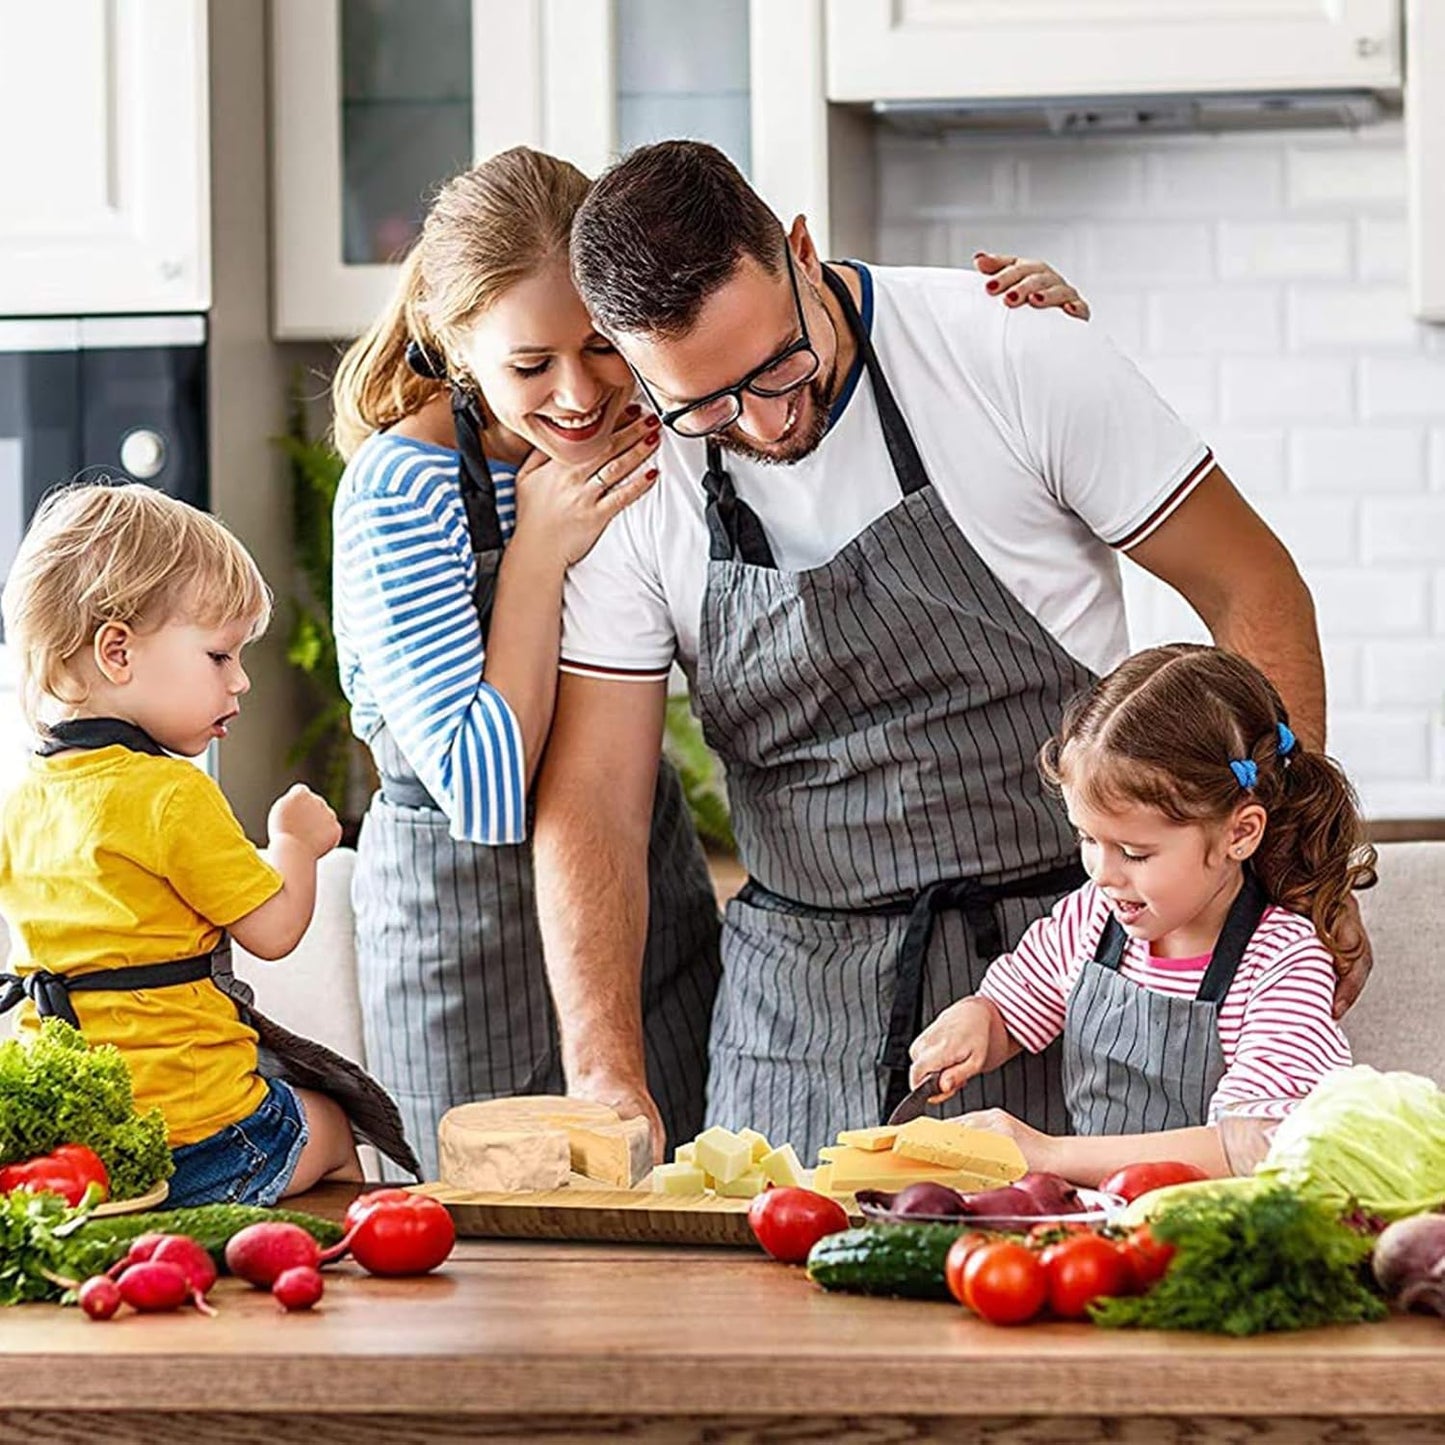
[1038,1125,1229,1188]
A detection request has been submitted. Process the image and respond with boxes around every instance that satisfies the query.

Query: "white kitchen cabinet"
[0,0,209,315]
[270,0,836,340]
[826,0,1401,104]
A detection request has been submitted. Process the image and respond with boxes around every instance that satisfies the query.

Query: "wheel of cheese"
[437,1096,645,1192]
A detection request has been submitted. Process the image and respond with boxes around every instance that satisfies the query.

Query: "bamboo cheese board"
[412,1175,860,1247]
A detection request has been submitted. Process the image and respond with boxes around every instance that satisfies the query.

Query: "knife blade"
[886,1071,942,1127]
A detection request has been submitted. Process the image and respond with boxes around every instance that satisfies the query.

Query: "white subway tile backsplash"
[875,123,1442,816]
[1147,287,1281,355]
[1222,357,1353,423]
[1290,427,1425,495]
[1218,221,1351,281]
[1288,286,1422,352]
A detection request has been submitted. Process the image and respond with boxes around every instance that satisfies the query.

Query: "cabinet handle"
[1354,35,1384,58]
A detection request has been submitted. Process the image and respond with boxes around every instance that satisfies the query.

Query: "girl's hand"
[958,1107,1061,1174]
[974,252,1090,320]
[267,783,342,859]
[910,997,993,1100]
[513,407,661,567]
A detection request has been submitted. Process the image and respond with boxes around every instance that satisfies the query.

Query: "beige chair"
[1344,840,1445,1083]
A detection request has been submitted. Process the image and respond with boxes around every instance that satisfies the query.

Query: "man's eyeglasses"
[631,249,821,439]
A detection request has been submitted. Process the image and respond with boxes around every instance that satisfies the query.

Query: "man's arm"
[1127,465,1325,750]
[532,671,670,1158]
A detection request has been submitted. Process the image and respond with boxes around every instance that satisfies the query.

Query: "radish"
[77,1275,122,1321]
[272,1266,324,1312]
[106,1231,168,1279]
[149,1235,219,1316]
[116,1261,191,1313]
[225,1221,322,1288]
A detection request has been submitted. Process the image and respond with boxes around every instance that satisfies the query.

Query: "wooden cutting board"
[412,1176,860,1247]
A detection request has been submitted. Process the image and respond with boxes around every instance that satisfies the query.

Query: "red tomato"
[1026,1220,1093,1249]
[1117,1224,1175,1291]
[1044,1234,1132,1319]
[340,1189,456,1276]
[747,1187,848,1265]
[1098,1161,1208,1204]
[0,1156,87,1206]
[51,1145,109,1201]
[944,1231,991,1305]
[961,1241,1048,1326]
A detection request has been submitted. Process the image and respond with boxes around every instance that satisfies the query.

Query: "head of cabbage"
[1258,1066,1445,1218]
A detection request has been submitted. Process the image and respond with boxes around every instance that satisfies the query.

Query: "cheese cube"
[836,1124,900,1152]
[715,1167,767,1199]
[673,1142,696,1165]
[693,1125,753,1185]
[650,1163,709,1195]
[891,1118,1027,1181]
[759,1142,804,1188]
[738,1127,772,1163]
[817,1145,845,1162]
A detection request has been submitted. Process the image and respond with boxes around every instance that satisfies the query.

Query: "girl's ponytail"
[1250,737,1377,968]
[331,247,446,461]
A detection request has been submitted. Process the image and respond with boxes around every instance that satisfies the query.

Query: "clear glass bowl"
[1218,1097,1300,1176]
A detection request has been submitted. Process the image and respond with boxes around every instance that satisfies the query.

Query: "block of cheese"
[759,1142,804,1188]
[693,1125,753,1185]
[437,1095,621,1193]
[674,1141,696,1165]
[891,1118,1027,1181]
[824,1143,1010,1195]
[651,1162,708,1195]
[715,1167,767,1199]
[738,1127,772,1163]
[567,1117,653,1188]
[836,1124,900,1153]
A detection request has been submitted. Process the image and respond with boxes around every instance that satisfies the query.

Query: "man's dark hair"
[570,140,786,337]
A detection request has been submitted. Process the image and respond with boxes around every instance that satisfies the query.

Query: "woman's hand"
[974,252,1090,320]
[513,405,662,567]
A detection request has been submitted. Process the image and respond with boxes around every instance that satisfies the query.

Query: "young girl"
[909,643,1375,1185]
[0,483,364,1206]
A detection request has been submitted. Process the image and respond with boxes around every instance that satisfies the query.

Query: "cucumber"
[805,1224,963,1299]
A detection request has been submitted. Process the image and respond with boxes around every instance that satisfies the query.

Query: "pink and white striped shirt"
[976,881,1352,1120]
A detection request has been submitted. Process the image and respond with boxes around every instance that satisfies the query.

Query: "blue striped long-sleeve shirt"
[334,432,524,845]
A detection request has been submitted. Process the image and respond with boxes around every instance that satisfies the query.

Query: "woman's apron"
[353,394,722,1180]
[0,717,421,1177]
[1063,872,1269,1135]
[690,264,1096,1161]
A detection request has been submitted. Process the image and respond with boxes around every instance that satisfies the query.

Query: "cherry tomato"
[51,1145,109,1201]
[1044,1234,1132,1319]
[1098,1161,1208,1204]
[943,1231,991,1305]
[961,1241,1048,1326]
[340,1189,455,1276]
[747,1187,848,1265]
[1117,1224,1175,1291]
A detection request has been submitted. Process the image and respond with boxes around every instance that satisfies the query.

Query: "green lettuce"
[1256,1065,1445,1218]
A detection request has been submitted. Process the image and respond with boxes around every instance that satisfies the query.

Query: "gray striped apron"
[1063,871,1269,1135]
[353,394,721,1180]
[690,263,1095,1161]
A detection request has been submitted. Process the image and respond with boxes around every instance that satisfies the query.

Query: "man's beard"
[713,370,834,467]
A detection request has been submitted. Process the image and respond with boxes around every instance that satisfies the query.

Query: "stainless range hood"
[872,89,1397,139]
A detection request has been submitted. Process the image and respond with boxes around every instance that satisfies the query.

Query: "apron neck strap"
[450,386,506,637]
[703,439,777,567]
[36,718,168,757]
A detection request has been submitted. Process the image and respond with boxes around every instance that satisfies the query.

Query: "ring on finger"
[591,469,611,493]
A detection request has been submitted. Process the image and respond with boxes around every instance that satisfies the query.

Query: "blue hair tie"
[1229,758,1259,789]
[1277,722,1296,757]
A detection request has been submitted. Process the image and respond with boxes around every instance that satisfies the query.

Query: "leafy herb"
[0,1189,343,1305]
[1093,1184,1386,1336]
[0,1021,172,1201]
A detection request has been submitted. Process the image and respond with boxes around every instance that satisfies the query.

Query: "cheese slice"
[811,1164,833,1193]
[824,1143,1014,1195]
[891,1118,1027,1181]
[437,1095,622,1193]
[567,1117,653,1188]
[835,1124,900,1153]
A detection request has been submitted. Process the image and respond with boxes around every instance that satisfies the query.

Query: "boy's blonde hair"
[1,482,272,729]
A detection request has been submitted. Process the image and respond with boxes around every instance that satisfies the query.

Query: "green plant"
[275,385,355,814]
[664,695,735,854]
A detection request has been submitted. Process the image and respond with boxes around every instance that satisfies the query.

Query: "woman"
[330,146,1091,1180]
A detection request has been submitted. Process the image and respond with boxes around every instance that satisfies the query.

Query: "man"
[533,140,1356,1162]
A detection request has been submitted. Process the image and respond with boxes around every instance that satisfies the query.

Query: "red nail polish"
[645,467,658,479]
[986,281,998,293]
[624,402,641,418]
[1006,292,1018,304]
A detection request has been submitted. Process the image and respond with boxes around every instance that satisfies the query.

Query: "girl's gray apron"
[1,717,421,1177]
[354,394,722,1180]
[1064,872,1269,1134]
[690,263,1095,1161]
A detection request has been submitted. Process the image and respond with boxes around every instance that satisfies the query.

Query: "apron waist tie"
[377,771,441,810]
[0,954,215,1029]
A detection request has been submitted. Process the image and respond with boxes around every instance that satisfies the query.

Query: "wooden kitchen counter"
[2,1185,1443,1444]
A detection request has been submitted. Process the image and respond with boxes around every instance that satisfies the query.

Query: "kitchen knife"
[886,1071,942,1126]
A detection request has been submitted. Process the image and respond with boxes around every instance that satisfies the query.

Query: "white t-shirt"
[559,263,1213,682]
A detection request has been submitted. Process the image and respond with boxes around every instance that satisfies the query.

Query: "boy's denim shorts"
[167,1078,309,1208]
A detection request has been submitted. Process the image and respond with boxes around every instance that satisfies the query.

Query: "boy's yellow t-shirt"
[0,747,284,1145]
